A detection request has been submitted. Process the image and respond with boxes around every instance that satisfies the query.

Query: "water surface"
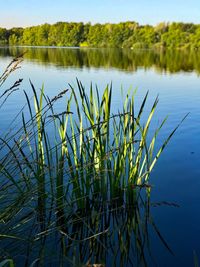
[1,47,200,266]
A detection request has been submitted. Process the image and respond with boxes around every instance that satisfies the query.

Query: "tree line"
[1,21,200,49]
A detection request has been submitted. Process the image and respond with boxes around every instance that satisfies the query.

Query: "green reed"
[0,63,185,265]
[12,79,182,220]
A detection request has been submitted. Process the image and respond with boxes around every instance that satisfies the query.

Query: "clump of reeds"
[0,61,185,265]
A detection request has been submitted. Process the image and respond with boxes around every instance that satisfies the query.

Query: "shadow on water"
[0,46,200,74]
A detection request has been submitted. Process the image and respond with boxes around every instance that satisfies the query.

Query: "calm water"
[1,47,200,266]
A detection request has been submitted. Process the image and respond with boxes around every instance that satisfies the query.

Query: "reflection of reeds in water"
[0,60,184,266]
[0,188,176,266]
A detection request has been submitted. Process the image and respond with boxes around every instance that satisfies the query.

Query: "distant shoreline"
[0,21,199,50]
[0,45,198,52]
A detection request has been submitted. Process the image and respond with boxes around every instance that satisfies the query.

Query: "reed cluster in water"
[0,58,182,266]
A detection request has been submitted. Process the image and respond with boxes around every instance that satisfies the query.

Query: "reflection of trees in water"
[1,47,200,74]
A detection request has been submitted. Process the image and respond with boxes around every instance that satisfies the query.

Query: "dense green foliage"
[1,21,200,49]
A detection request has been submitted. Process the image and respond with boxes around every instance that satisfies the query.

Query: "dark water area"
[0,47,200,266]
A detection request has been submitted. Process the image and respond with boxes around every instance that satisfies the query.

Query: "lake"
[0,47,200,266]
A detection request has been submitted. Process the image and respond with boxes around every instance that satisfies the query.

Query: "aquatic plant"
[0,59,185,265]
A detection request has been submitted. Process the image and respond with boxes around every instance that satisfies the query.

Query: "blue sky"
[1,0,200,28]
